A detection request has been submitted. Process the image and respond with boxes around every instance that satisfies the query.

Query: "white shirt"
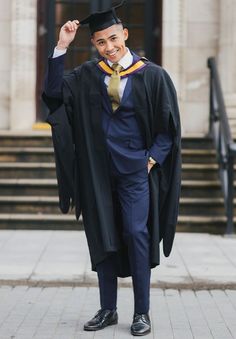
[105,48,133,100]
[53,47,133,100]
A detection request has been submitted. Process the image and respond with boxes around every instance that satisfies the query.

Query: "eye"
[111,37,117,41]
[98,41,104,46]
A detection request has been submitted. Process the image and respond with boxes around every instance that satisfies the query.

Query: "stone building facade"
[0,0,37,130]
[0,0,235,136]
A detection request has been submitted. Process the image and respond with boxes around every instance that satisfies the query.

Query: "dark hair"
[91,22,124,37]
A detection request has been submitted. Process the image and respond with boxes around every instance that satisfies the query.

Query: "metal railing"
[207,57,236,234]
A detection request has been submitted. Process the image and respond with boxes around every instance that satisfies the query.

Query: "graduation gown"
[42,57,181,276]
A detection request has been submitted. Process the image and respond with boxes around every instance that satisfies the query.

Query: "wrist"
[56,42,69,50]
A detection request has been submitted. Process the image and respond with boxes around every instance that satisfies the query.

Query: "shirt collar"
[107,48,133,69]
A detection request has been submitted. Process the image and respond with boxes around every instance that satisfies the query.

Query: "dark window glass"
[54,0,150,71]
[55,3,89,24]
[37,0,162,120]
[55,0,91,72]
[119,3,144,26]
[128,28,145,50]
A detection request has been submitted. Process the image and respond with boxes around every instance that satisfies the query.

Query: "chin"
[110,56,119,63]
[105,50,123,63]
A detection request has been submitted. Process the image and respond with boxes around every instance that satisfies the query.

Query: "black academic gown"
[42,58,181,277]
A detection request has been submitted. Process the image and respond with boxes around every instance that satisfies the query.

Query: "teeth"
[107,49,118,56]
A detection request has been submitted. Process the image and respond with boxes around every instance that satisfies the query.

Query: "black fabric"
[80,1,124,34]
[45,99,75,214]
[43,58,181,276]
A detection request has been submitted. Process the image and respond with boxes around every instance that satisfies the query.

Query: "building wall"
[0,1,11,129]
[163,0,220,136]
[10,0,37,130]
[218,0,236,135]
[0,0,37,131]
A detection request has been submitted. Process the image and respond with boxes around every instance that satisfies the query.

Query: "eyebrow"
[95,34,117,43]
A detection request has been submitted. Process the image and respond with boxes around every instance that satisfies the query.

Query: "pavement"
[0,286,236,339]
[0,230,236,289]
[0,230,236,339]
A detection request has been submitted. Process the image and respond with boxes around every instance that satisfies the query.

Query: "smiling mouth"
[106,49,119,57]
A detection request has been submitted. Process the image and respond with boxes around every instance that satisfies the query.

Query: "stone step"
[0,162,226,180]
[0,213,80,230]
[0,133,212,149]
[0,131,52,147]
[0,213,228,233]
[177,215,228,233]
[0,178,229,197]
[179,197,234,215]
[0,196,232,216]
[0,162,56,179]
[181,180,226,197]
[0,147,216,163]
[0,134,230,233]
[0,196,72,214]
[0,147,54,162]
[181,149,216,163]
[181,163,236,180]
[181,137,214,149]
[0,179,58,196]
[181,163,219,180]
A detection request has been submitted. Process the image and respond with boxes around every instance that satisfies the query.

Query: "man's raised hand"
[56,20,80,50]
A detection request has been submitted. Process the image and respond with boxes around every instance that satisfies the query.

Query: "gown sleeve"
[42,55,78,214]
[155,69,181,257]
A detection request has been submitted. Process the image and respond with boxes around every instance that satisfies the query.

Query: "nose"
[106,40,114,52]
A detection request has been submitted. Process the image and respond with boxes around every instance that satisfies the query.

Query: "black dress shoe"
[83,309,118,331]
[131,313,151,336]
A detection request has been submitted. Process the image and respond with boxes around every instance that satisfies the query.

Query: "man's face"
[91,24,129,63]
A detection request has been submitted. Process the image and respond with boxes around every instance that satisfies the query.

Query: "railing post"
[226,148,234,234]
[208,57,235,234]
[208,58,213,137]
[209,79,213,135]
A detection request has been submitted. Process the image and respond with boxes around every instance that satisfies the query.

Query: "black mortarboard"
[80,1,125,34]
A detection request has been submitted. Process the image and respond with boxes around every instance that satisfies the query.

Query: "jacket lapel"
[132,71,153,147]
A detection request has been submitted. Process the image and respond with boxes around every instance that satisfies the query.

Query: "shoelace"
[133,314,149,324]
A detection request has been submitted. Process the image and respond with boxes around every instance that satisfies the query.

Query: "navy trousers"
[97,165,151,314]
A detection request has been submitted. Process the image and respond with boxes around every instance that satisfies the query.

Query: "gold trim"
[99,61,113,75]
[32,123,51,130]
[98,60,145,76]
[120,60,145,76]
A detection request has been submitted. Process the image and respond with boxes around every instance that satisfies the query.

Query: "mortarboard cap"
[80,1,125,35]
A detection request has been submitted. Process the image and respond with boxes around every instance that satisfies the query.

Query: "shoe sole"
[131,328,151,336]
[84,318,118,331]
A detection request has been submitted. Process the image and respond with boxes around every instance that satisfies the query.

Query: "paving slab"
[0,230,236,288]
[0,286,235,339]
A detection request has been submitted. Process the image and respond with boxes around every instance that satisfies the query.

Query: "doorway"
[36,0,163,120]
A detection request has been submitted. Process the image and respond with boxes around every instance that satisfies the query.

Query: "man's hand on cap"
[57,20,80,50]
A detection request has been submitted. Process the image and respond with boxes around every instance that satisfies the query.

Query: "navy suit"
[44,52,172,314]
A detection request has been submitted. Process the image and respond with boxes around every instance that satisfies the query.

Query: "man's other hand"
[147,163,154,174]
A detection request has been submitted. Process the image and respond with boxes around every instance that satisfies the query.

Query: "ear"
[123,28,129,41]
[91,37,95,46]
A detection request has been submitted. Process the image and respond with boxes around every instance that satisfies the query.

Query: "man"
[42,1,181,336]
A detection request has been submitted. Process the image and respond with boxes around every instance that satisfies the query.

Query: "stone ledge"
[0,130,51,136]
[1,278,236,290]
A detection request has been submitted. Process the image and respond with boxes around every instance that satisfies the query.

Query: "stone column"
[162,0,188,135]
[0,1,11,129]
[218,0,236,135]
[162,0,219,136]
[10,0,37,130]
[162,0,186,100]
